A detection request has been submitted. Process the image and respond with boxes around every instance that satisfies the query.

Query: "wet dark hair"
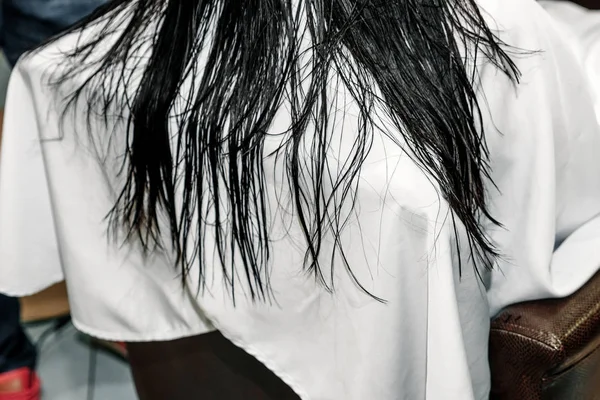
[40,0,519,301]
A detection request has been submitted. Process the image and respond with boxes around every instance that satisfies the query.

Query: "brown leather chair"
[566,0,600,9]
[489,270,600,400]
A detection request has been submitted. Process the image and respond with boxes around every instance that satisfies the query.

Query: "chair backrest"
[489,270,600,399]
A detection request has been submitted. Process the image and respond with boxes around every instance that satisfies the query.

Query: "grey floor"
[25,320,138,400]
[2,54,137,400]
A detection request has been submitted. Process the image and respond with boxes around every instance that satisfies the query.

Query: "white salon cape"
[1,0,600,398]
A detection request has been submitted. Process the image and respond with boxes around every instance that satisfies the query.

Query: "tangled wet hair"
[37,0,519,302]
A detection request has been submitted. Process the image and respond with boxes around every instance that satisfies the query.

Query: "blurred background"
[1,53,9,107]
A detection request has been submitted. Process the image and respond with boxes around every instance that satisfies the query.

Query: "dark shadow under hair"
[37,0,519,302]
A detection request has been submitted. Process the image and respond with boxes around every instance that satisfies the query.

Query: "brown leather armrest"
[489,270,600,400]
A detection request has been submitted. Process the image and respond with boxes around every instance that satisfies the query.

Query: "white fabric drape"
[1,1,600,398]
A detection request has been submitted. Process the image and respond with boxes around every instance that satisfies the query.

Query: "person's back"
[2,0,600,398]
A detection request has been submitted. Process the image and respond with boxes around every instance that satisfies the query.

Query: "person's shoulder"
[15,30,85,88]
[15,15,139,100]
[476,0,562,49]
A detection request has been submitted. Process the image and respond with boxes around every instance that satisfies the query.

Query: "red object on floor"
[116,342,127,354]
[93,339,128,359]
[0,368,41,400]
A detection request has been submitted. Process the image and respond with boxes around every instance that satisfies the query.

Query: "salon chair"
[567,0,600,9]
[489,270,600,399]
